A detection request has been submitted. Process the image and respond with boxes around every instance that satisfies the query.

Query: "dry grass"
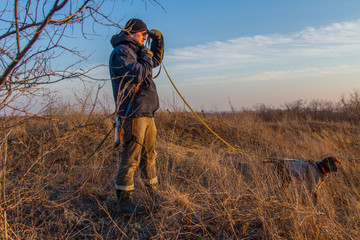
[1,103,360,239]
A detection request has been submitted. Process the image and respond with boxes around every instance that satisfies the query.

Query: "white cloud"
[170,64,360,87]
[166,19,360,63]
[295,20,360,44]
[242,64,360,82]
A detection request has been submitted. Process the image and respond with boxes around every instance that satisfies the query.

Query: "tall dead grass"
[1,97,360,239]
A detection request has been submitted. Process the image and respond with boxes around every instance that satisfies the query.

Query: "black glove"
[138,45,153,58]
[148,29,162,40]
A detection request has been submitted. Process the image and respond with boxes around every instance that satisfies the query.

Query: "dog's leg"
[274,161,291,188]
[311,192,318,205]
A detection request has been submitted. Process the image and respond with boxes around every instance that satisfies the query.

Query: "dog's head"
[320,156,341,173]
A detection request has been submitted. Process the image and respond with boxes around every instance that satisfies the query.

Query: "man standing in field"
[109,18,164,213]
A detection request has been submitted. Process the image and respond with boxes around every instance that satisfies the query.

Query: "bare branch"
[0,0,69,86]
[49,0,91,24]
[14,0,21,55]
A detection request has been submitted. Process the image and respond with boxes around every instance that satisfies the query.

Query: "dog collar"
[316,161,329,176]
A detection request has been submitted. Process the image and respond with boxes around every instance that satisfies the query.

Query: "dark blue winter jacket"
[109,31,164,118]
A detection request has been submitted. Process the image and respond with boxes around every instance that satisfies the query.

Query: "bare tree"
[0,0,126,115]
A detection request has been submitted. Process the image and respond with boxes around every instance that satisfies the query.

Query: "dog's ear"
[321,156,341,172]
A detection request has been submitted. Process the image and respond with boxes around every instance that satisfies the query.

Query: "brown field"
[1,99,360,239]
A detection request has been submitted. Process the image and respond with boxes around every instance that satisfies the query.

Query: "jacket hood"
[110,31,140,49]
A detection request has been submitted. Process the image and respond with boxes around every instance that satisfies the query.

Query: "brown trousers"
[115,117,158,191]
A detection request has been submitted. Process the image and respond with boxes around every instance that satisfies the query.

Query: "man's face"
[131,31,147,45]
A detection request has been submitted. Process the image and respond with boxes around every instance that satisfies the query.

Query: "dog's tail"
[263,160,280,163]
[263,157,282,163]
[263,158,299,163]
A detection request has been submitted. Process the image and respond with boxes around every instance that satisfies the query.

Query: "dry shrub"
[1,101,359,239]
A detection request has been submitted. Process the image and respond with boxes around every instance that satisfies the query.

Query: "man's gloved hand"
[148,29,162,40]
[139,45,153,58]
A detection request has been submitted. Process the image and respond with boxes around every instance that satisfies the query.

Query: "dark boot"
[116,190,145,214]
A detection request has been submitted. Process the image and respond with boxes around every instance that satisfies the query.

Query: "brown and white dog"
[267,156,341,203]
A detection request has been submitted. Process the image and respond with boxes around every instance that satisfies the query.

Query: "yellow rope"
[162,63,251,160]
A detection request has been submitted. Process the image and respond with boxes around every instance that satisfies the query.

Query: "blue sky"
[59,0,360,111]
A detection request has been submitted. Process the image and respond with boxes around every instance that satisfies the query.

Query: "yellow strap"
[162,63,251,160]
